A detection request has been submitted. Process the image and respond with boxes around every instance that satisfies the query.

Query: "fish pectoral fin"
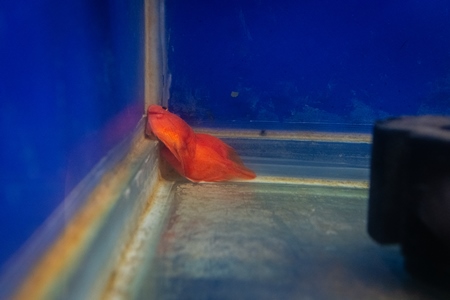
[160,144,186,176]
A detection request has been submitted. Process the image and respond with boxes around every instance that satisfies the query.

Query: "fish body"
[147,105,256,182]
[147,105,196,174]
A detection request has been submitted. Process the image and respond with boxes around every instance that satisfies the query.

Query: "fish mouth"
[147,105,168,117]
[148,111,164,118]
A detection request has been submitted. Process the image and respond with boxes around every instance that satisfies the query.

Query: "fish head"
[146,105,196,162]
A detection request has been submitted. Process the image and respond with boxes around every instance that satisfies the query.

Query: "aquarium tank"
[0,0,449,299]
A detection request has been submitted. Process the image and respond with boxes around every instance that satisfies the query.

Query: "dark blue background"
[0,0,144,269]
[167,0,450,126]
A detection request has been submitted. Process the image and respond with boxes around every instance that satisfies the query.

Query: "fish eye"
[162,106,168,110]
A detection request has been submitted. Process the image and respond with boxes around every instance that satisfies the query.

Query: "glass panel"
[166,1,450,129]
[133,181,447,299]
[0,0,145,269]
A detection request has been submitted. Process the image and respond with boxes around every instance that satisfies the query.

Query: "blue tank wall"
[0,0,144,269]
[166,0,450,127]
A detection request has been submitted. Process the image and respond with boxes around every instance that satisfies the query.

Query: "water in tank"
[0,0,449,299]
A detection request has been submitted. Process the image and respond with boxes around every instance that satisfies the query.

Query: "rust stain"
[250,176,368,189]
[145,0,167,109]
[194,128,372,144]
[101,179,173,299]
[14,129,154,300]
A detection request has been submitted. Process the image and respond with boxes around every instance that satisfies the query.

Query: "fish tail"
[235,165,257,180]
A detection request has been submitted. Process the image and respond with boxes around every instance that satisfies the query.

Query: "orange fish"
[146,105,256,182]
[147,105,196,164]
